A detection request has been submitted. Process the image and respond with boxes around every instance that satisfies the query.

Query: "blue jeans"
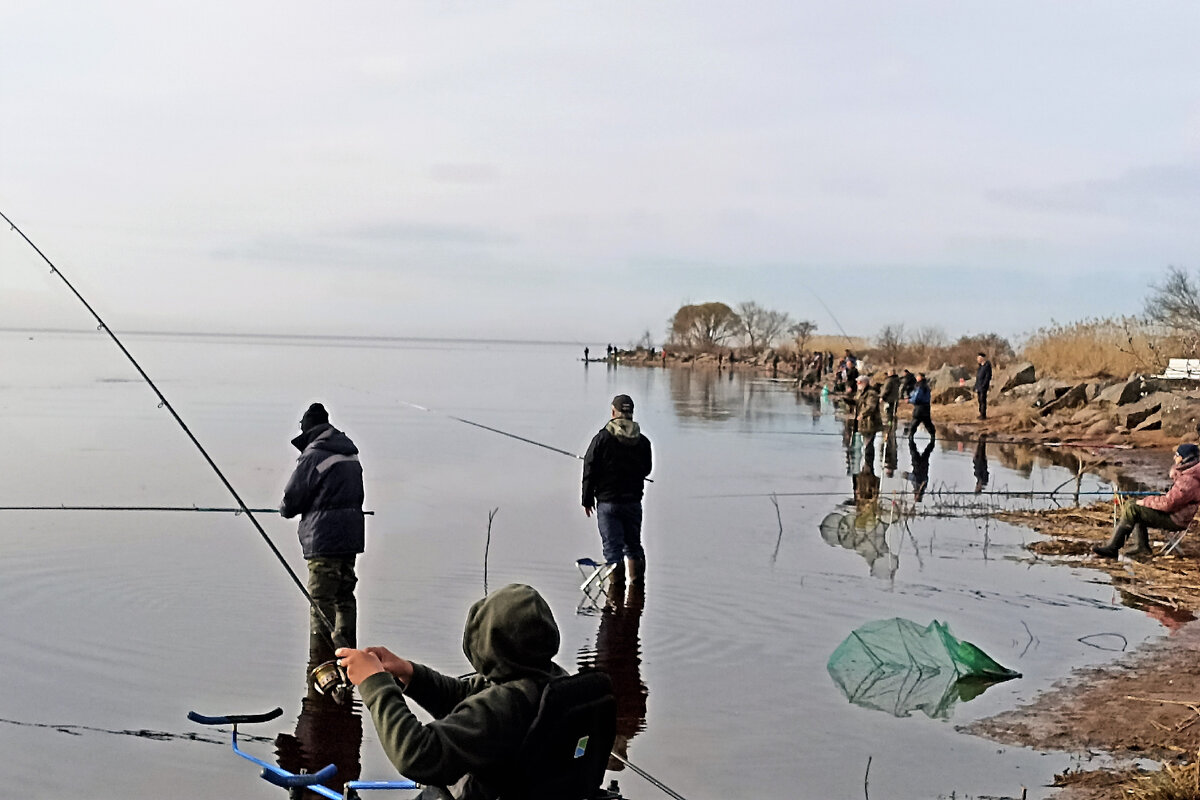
[596,501,645,565]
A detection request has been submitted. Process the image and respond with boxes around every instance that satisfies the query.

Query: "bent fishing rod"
[1,210,345,650]
[355,392,655,482]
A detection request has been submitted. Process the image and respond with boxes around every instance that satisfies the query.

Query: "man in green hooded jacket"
[336,584,570,799]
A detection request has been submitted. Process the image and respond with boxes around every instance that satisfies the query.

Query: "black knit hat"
[1177,443,1199,462]
[300,402,329,430]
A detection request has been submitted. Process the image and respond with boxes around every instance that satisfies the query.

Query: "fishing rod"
[610,752,689,800]
[387,398,655,482]
[0,505,376,514]
[397,400,583,460]
[1,211,346,654]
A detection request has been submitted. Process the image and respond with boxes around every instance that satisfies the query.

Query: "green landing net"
[827,618,1021,719]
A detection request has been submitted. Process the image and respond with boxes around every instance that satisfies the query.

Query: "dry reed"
[1129,760,1200,800]
[1021,317,1164,380]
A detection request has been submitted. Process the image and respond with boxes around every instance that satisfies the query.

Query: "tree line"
[667,301,817,354]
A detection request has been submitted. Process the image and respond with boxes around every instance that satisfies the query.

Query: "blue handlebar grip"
[187,708,284,726]
[259,764,338,787]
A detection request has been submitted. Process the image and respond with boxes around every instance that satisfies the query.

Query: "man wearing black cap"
[582,394,653,582]
[1094,443,1200,559]
[281,402,366,657]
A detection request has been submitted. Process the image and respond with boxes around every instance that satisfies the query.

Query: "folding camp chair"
[575,557,617,614]
[1161,520,1196,556]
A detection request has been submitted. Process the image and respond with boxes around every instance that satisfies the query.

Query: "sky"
[2,2,1199,346]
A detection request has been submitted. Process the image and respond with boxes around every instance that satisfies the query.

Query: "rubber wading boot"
[625,557,645,584]
[1093,522,1133,559]
[1124,523,1153,559]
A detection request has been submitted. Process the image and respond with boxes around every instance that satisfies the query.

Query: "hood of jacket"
[462,583,560,683]
[604,417,642,442]
[291,423,359,455]
[1171,457,1200,480]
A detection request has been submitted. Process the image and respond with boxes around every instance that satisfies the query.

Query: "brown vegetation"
[1022,318,1164,380]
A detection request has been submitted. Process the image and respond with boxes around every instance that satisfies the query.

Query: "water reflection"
[974,434,990,494]
[818,508,899,581]
[274,640,364,796]
[577,580,648,773]
[905,437,935,503]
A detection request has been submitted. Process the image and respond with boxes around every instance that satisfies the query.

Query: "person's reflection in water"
[843,418,860,479]
[577,577,648,774]
[853,455,880,508]
[973,434,990,495]
[905,436,935,503]
[275,634,364,798]
[883,427,898,479]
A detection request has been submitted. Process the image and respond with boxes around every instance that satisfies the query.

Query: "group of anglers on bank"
[813,351,1200,563]
[278,396,653,800]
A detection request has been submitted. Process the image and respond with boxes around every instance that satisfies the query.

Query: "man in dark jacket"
[337,583,582,800]
[974,352,993,420]
[907,373,935,439]
[582,394,653,582]
[281,402,365,654]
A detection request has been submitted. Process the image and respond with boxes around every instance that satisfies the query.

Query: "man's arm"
[279,459,313,519]
[581,431,602,513]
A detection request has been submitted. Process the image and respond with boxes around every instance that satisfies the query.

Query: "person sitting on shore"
[1093,443,1200,559]
[335,583,615,800]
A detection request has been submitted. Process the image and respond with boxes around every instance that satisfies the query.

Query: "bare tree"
[789,320,817,354]
[911,326,947,364]
[736,301,793,354]
[876,324,906,366]
[1145,266,1200,341]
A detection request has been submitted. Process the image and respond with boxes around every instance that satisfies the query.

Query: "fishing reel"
[309,659,352,704]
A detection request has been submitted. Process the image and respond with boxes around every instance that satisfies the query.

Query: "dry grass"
[1129,760,1200,800]
[805,334,870,354]
[1021,317,1165,380]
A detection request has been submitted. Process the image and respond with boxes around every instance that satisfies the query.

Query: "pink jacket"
[1140,459,1200,529]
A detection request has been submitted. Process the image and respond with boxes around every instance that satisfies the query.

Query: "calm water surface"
[0,332,1167,799]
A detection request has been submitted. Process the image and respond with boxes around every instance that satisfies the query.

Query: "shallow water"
[0,331,1167,799]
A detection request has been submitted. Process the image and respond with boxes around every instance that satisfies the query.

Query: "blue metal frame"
[188,708,419,798]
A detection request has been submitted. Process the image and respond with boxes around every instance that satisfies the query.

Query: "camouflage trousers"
[307,555,358,659]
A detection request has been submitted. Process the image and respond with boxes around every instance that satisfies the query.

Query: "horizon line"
[0,326,592,348]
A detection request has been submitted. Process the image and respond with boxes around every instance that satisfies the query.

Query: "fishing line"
[1,210,344,648]
[702,489,1156,499]
[351,390,656,482]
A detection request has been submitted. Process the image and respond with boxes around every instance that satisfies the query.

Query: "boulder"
[1161,395,1200,438]
[1029,379,1073,407]
[1134,412,1163,432]
[933,385,974,404]
[1086,419,1116,437]
[1096,377,1148,407]
[1115,393,1168,430]
[1039,383,1090,416]
[925,363,971,389]
[998,362,1036,394]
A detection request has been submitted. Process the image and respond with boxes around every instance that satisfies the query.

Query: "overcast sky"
[3,2,1198,345]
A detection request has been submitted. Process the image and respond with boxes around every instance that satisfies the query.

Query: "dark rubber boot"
[1093,522,1133,558]
[1124,523,1153,558]
[625,557,645,584]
